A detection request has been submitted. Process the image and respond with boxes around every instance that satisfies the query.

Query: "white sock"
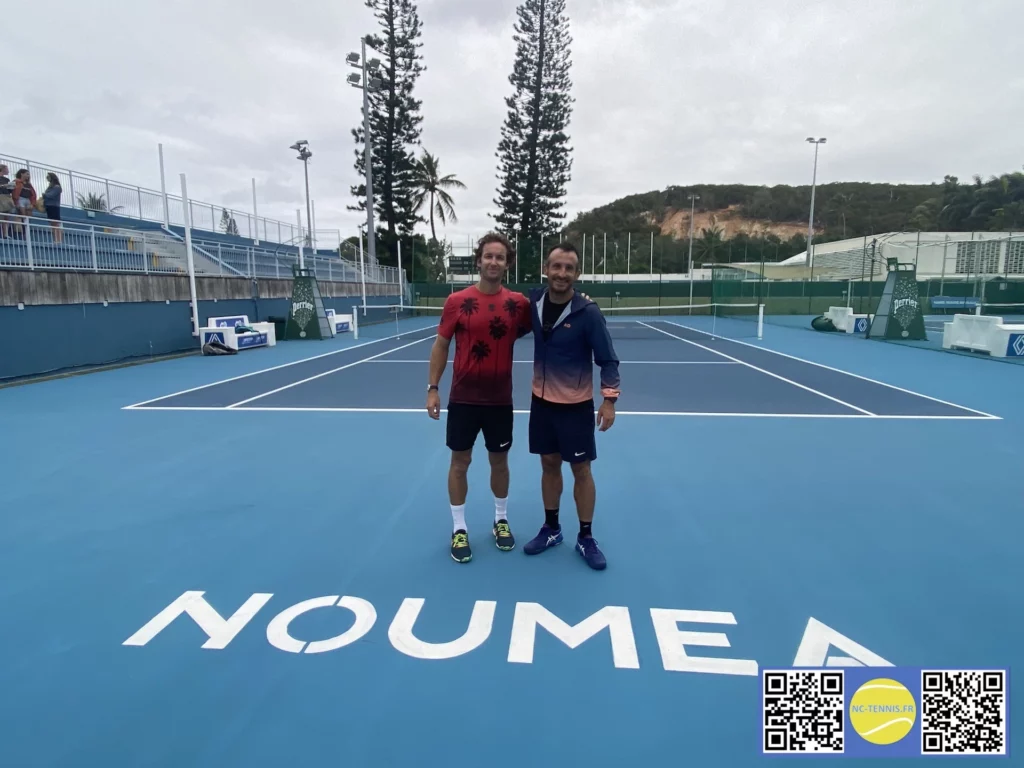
[495,496,508,523]
[451,504,467,533]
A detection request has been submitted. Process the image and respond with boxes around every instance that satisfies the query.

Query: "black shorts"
[528,395,596,464]
[446,402,514,453]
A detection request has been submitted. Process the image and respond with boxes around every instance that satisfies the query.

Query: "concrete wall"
[0,270,398,382]
[0,269,397,307]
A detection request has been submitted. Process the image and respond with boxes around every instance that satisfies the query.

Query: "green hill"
[560,171,1024,269]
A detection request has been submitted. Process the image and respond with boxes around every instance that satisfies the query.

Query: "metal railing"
[182,233,399,284]
[1,152,344,249]
[0,215,400,286]
[1,216,186,274]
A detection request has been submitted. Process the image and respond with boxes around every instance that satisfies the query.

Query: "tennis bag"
[811,315,839,332]
[202,337,237,355]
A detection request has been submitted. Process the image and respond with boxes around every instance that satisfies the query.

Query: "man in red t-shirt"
[427,232,531,563]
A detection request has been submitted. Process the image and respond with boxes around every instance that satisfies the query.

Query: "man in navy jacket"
[522,241,621,570]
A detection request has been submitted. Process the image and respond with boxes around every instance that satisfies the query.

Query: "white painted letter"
[508,602,639,669]
[793,617,893,668]
[650,608,758,676]
[123,590,272,650]
[388,598,496,660]
[266,595,377,654]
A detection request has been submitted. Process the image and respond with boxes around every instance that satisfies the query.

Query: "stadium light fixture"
[291,141,314,256]
[347,38,382,297]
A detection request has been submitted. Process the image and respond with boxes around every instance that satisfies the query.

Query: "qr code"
[921,670,1007,755]
[763,670,844,753]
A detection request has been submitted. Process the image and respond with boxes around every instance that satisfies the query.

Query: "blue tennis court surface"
[1,311,1021,766]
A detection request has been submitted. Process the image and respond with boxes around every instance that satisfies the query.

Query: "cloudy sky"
[4,0,1021,244]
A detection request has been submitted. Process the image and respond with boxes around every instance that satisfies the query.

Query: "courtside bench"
[825,306,871,334]
[942,312,1024,358]
[325,309,354,335]
[200,315,276,351]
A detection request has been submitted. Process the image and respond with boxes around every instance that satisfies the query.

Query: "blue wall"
[0,296,368,382]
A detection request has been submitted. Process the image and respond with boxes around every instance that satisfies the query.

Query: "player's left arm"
[584,304,620,431]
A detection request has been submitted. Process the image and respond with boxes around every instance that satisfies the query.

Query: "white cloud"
[4,0,1021,246]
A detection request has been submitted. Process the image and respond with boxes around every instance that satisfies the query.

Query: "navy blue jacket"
[528,287,621,405]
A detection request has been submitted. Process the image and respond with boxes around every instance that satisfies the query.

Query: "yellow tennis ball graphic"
[849,678,916,745]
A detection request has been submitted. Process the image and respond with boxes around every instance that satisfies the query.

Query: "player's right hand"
[426,390,441,420]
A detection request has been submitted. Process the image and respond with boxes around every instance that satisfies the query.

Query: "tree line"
[349,0,573,281]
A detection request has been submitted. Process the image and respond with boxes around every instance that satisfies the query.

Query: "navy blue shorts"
[528,395,596,463]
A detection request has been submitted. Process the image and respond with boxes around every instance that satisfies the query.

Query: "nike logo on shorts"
[575,452,585,457]
[500,442,510,448]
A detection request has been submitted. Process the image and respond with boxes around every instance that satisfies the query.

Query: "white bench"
[825,306,870,334]
[942,313,1024,358]
[325,308,353,335]
[201,314,276,351]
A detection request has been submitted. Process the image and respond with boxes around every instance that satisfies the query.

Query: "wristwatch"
[427,384,438,392]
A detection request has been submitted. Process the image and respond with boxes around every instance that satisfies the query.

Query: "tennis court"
[1,302,1020,766]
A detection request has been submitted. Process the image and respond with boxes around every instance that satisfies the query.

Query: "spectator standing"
[0,164,14,239]
[43,173,62,243]
[11,169,37,238]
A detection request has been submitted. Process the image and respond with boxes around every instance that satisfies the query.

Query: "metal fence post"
[26,219,34,269]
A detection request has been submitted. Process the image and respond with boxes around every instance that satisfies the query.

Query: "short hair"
[474,232,516,269]
[545,241,580,264]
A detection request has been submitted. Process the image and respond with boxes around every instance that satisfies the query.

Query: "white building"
[774,231,1024,280]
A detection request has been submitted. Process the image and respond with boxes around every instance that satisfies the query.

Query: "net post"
[758,304,764,340]
[352,303,360,339]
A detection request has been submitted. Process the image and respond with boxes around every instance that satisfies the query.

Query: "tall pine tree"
[349,0,425,263]
[493,0,574,238]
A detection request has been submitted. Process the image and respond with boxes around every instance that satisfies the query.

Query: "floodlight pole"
[806,138,826,273]
[687,193,699,314]
[805,137,826,313]
[361,39,377,274]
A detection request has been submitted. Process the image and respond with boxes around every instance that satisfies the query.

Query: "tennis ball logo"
[849,678,916,745]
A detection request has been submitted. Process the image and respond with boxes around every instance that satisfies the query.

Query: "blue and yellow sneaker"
[451,529,472,563]
[576,535,606,570]
[524,524,563,555]
[493,519,515,551]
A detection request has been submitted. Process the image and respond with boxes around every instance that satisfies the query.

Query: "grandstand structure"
[0,151,400,289]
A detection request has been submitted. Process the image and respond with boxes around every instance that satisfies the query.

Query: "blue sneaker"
[576,535,607,570]
[524,524,563,555]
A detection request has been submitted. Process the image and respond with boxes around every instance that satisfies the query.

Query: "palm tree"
[76,192,124,214]
[411,150,466,243]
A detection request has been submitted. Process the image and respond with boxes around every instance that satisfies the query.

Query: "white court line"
[121,406,995,419]
[662,320,1000,420]
[639,322,875,416]
[224,337,434,408]
[364,359,739,365]
[121,324,438,409]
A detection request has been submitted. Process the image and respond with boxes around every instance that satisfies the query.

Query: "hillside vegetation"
[561,171,1024,267]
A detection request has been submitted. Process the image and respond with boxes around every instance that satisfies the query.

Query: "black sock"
[545,508,559,529]
[580,521,592,538]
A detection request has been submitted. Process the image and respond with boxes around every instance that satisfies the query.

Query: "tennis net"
[598,302,763,341]
[352,301,763,342]
[976,302,1024,325]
